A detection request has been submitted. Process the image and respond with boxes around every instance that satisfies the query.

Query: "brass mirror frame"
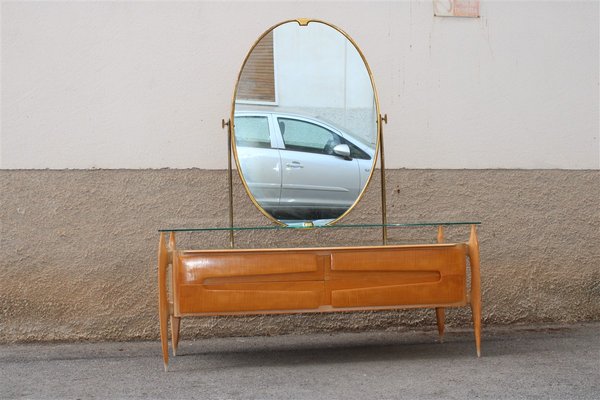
[225,18,388,243]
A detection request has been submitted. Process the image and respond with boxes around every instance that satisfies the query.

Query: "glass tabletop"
[158,221,480,233]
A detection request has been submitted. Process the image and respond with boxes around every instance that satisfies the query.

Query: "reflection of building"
[237,31,276,103]
[237,22,377,145]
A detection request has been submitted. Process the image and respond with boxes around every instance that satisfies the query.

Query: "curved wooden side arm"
[467,224,482,357]
[169,232,181,357]
[158,232,171,371]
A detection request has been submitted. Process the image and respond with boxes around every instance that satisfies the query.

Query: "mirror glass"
[232,20,379,226]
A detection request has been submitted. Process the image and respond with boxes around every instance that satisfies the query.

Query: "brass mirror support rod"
[223,118,235,248]
[379,114,388,245]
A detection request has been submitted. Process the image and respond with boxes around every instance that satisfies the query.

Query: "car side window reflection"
[279,117,371,160]
[234,116,271,148]
[278,118,339,155]
[346,141,370,160]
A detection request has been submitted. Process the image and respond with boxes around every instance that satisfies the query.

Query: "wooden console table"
[158,222,482,371]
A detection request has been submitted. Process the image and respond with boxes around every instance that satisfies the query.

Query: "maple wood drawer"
[177,251,324,284]
[328,245,467,308]
[175,250,326,314]
[178,281,325,314]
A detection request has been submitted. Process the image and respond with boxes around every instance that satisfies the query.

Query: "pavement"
[1,322,598,399]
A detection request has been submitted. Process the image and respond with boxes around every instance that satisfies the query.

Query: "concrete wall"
[2,1,598,169]
[1,1,599,342]
[1,169,598,342]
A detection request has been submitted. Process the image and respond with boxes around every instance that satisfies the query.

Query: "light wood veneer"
[158,225,482,371]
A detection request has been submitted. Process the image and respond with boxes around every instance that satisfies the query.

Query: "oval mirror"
[232,19,380,227]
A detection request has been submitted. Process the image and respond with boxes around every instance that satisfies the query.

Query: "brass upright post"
[379,114,388,245]
[224,119,235,248]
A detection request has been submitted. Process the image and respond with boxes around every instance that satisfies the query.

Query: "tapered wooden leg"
[435,226,446,342]
[158,232,170,371]
[171,316,181,356]
[435,307,445,341]
[468,225,482,357]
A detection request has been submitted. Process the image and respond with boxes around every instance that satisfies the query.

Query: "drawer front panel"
[328,245,467,307]
[176,251,326,313]
[179,282,325,313]
[329,275,466,308]
[330,245,466,274]
[178,252,324,284]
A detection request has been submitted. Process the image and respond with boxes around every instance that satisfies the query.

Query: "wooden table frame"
[158,225,481,371]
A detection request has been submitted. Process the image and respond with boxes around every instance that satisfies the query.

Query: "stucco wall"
[1,169,598,342]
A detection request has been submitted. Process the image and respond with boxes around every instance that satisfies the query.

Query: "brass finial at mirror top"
[229,19,383,228]
[295,18,311,26]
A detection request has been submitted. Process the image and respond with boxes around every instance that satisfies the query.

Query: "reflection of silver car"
[234,111,375,221]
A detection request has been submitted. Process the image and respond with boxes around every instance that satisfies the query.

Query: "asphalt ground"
[1,322,598,399]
